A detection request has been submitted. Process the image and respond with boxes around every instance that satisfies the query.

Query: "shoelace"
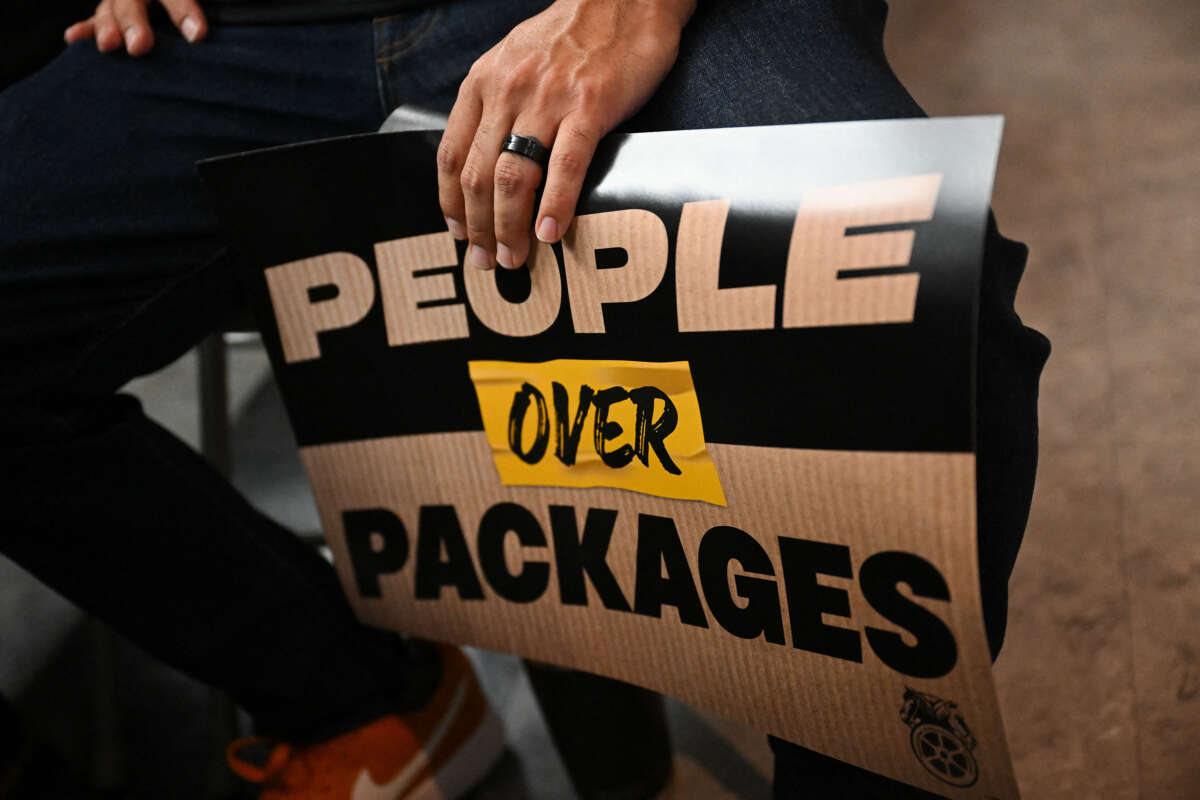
[226,736,295,784]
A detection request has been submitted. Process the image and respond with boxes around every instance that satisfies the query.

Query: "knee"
[0,391,143,449]
[622,0,922,133]
[0,48,93,252]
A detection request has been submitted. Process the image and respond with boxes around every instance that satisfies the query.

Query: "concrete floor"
[886,1,1200,797]
[2,1,1196,797]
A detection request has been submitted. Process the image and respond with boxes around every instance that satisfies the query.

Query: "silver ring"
[502,133,550,168]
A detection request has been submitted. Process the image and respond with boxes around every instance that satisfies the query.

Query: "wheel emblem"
[910,722,978,786]
[900,687,979,788]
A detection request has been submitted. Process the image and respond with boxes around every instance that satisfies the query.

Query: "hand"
[65,0,208,56]
[437,0,696,270]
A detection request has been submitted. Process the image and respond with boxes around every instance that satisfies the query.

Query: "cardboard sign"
[200,117,1017,798]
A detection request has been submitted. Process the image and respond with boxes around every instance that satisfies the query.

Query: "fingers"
[64,19,96,44]
[437,89,482,244]
[494,120,557,269]
[111,0,154,56]
[458,115,513,271]
[70,0,203,55]
[160,0,207,42]
[441,110,595,270]
[92,2,125,52]
[492,150,543,270]
[536,115,600,246]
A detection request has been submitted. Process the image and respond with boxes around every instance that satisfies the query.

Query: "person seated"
[0,0,1048,796]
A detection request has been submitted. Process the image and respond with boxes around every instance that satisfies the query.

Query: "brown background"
[885,1,1200,797]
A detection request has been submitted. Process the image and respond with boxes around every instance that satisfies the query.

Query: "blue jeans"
[0,0,1048,794]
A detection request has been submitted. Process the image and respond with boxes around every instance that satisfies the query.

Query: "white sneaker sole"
[408,707,506,800]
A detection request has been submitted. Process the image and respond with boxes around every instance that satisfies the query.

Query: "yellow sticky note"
[467,359,726,506]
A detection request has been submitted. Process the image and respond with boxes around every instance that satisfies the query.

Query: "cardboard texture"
[200,117,1017,798]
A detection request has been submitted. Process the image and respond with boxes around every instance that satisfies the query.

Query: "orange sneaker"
[227,643,504,799]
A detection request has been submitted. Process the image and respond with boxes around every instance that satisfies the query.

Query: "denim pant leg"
[0,20,452,743]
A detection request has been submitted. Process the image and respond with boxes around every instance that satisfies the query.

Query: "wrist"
[561,0,696,32]
[639,0,698,29]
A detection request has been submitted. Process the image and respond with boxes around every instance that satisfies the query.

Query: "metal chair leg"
[198,333,231,478]
[87,618,126,791]
[197,334,244,796]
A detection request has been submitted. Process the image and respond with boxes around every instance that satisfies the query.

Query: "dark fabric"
[0,0,1048,791]
[204,0,438,26]
[0,17,444,743]
[0,0,94,88]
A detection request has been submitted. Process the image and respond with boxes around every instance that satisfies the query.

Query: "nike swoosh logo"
[351,678,469,800]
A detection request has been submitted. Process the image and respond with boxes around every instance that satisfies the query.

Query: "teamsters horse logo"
[900,687,979,787]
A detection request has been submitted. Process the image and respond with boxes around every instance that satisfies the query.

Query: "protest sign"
[201,116,1017,798]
